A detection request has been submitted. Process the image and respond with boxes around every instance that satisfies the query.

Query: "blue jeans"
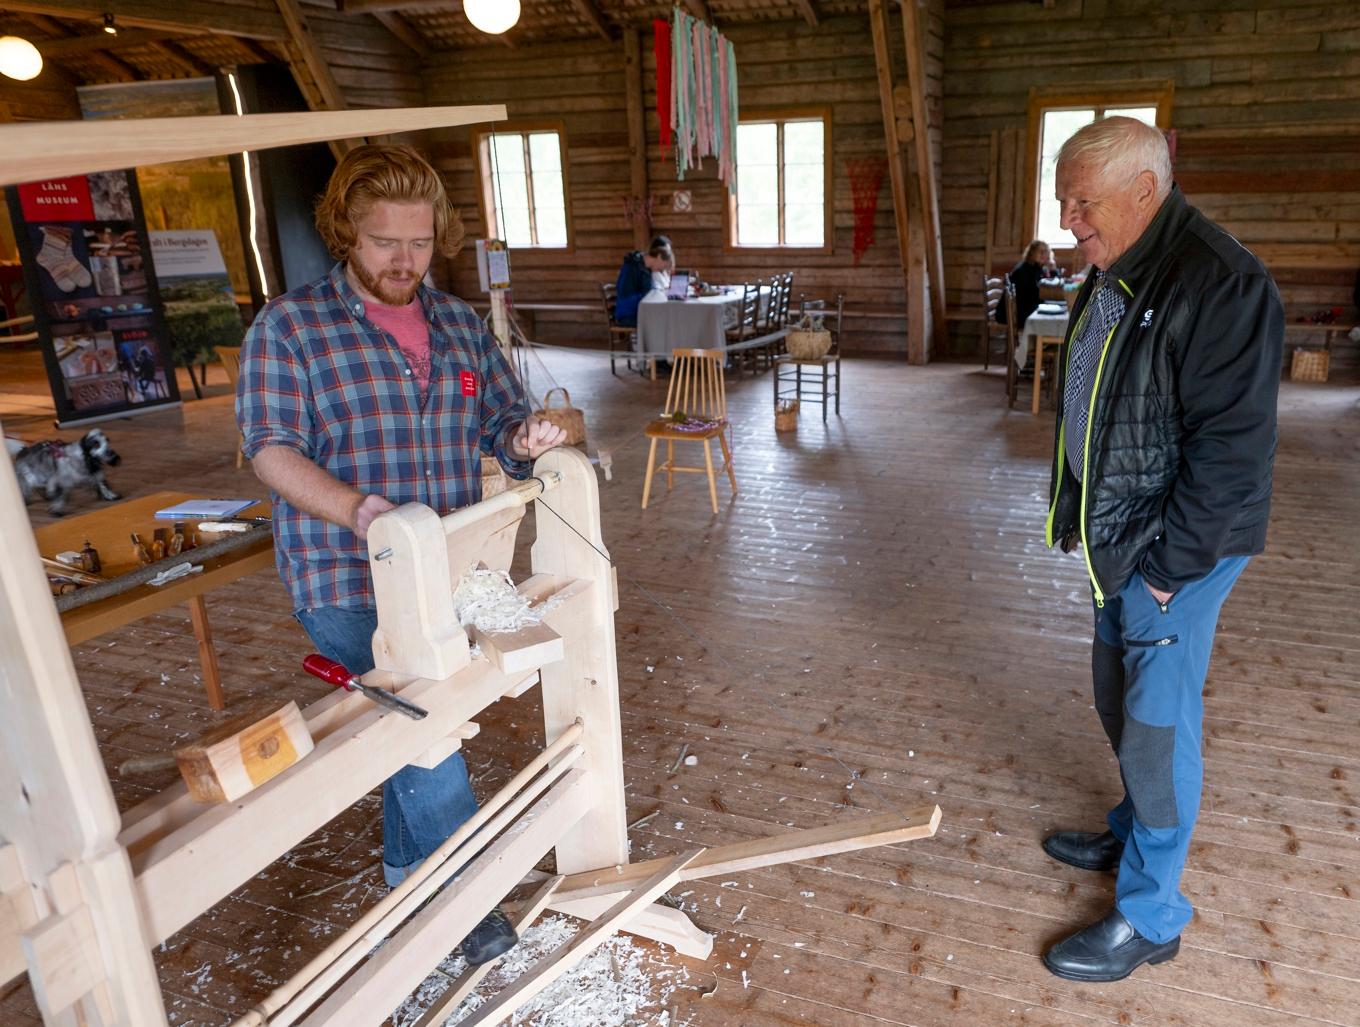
[1090,556,1249,942]
[295,606,479,887]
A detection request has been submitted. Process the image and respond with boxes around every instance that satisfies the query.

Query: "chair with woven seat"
[599,283,638,377]
[641,348,737,513]
[775,293,844,421]
[981,273,1009,369]
[216,345,246,469]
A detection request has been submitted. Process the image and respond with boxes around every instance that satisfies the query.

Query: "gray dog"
[10,428,122,515]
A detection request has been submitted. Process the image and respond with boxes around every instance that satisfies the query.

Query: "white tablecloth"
[636,290,741,357]
[1017,310,1070,368]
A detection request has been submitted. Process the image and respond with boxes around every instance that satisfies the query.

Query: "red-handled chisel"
[302,654,428,720]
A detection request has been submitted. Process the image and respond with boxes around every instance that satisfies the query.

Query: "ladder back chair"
[775,293,844,421]
[599,283,638,377]
[216,345,246,469]
[641,349,737,513]
[981,273,1009,369]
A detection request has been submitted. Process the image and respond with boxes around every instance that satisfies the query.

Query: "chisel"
[301,654,428,720]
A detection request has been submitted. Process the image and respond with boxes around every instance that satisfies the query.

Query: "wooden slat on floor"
[2,346,1358,1025]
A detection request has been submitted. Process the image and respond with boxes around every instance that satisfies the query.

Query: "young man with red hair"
[238,143,564,964]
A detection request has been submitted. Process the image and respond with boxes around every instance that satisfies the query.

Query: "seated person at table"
[615,236,676,326]
[996,239,1052,328]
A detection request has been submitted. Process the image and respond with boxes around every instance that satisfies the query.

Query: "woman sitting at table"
[614,236,676,326]
[996,239,1052,328]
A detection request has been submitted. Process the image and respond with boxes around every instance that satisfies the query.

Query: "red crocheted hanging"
[846,157,888,266]
[654,19,673,152]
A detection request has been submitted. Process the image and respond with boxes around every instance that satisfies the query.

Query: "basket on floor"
[533,387,587,445]
[1290,347,1329,383]
[786,329,832,360]
[774,399,799,432]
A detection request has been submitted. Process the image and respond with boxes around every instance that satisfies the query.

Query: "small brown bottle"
[80,538,101,574]
[131,532,152,565]
[168,522,185,556]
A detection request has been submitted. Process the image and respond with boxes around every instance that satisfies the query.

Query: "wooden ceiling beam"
[339,0,457,13]
[0,104,507,187]
[21,12,142,83]
[793,0,820,27]
[372,12,431,58]
[273,0,355,159]
[568,0,613,40]
[32,28,195,59]
[1,1,287,41]
[148,40,215,78]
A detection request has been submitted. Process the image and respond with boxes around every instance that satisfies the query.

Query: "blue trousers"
[1091,556,1248,942]
[296,606,479,887]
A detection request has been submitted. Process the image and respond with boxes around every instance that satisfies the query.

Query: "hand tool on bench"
[302,654,428,720]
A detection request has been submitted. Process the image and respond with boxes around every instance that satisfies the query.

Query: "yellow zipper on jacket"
[1046,277,1135,606]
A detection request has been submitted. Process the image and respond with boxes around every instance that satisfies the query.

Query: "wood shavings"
[391,914,686,1027]
[669,743,689,774]
[452,566,543,633]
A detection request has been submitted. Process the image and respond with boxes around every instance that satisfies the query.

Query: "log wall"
[941,0,1360,372]
[423,10,945,356]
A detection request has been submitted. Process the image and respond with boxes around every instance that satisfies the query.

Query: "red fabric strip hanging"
[654,19,673,152]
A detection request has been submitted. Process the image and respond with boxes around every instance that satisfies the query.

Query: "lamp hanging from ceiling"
[103,13,119,35]
[0,36,42,81]
[463,0,520,35]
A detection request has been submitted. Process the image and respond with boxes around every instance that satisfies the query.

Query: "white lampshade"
[0,36,42,82]
[464,0,520,35]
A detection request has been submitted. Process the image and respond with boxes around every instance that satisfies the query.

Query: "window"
[475,127,570,249]
[731,112,829,249]
[1025,87,1172,249]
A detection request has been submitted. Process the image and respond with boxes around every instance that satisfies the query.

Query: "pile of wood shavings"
[392,914,691,1026]
[451,567,542,633]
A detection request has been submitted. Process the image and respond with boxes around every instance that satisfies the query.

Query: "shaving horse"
[1,446,941,1025]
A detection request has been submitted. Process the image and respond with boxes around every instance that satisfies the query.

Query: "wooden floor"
[2,345,1358,1026]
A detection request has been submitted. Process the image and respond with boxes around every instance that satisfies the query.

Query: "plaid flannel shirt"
[237,264,529,611]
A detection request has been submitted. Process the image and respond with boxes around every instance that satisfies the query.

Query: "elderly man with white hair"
[1038,116,1283,982]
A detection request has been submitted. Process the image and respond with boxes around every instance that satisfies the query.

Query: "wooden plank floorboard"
[3,350,1358,1024]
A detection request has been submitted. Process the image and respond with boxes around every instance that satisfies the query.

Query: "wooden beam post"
[868,0,919,362]
[3,0,288,40]
[274,0,357,161]
[623,29,651,252]
[898,0,946,359]
[793,0,820,27]
[569,0,613,40]
[371,12,430,58]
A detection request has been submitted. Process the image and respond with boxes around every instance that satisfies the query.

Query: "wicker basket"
[480,455,509,498]
[1290,348,1329,383]
[786,329,832,360]
[533,387,587,445]
[774,399,799,432]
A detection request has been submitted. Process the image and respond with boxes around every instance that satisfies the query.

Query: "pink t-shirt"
[367,298,432,397]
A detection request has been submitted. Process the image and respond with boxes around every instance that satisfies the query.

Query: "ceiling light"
[463,0,520,35]
[0,36,42,81]
[103,13,118,35]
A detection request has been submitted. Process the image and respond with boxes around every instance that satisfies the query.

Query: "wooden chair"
[599,283,638,377]
[216,344,246,469]
[641,349,737,513]
[723,282,761,375]
[981,273,1008,369]
[775,293,844,421]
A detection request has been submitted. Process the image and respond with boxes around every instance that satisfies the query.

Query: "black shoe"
[1042,829,1124,872]
[458,907,518,966]
[1043,908,1179,982]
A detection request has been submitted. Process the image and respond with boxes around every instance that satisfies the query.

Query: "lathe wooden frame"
[1,108,940,1027]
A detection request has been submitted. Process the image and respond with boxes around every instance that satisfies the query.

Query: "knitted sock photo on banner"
[36,225,93,293]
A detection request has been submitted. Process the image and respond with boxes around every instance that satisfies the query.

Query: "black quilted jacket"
[1045,186,1283,604]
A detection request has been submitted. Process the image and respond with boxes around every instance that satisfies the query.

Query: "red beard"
[350,259,421,307]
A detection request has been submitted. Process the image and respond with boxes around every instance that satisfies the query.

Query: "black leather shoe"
[1042,829,1124,872]
[1043,908,1179,982]
[458,907,518,966]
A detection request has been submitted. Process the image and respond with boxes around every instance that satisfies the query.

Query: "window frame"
[471,121,574,253]
[1024,83,1174,250]
[725,106,833,255]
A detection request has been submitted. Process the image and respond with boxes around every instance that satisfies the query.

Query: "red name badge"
[460,370,477,397]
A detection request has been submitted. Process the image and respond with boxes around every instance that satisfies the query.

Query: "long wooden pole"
[233,720,585,1027]
[899,0,947,357]
[0,105,506,188]
[868,0,916,361]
